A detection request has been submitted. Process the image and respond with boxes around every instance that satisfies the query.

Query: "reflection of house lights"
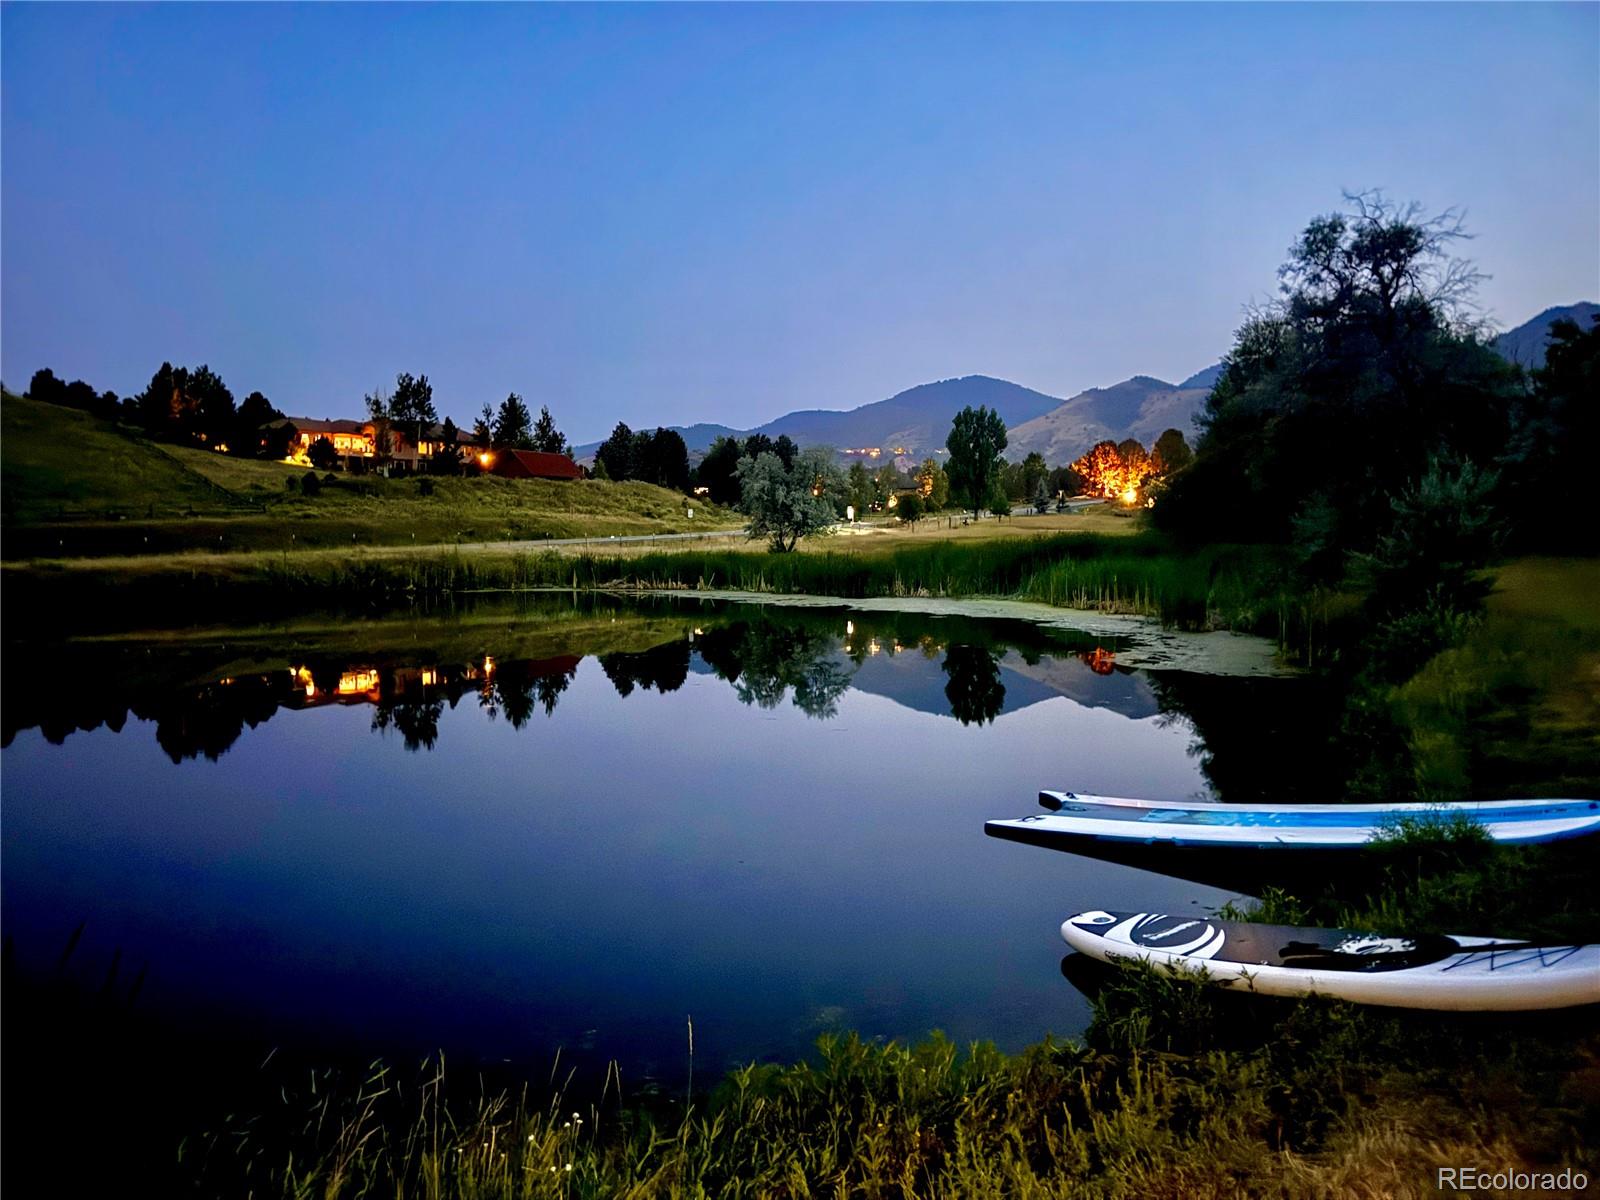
[846,620,855,636]
[483,655,496,675]
[338,670,378,695]
[867,638,882,656]
[421,669,437,686]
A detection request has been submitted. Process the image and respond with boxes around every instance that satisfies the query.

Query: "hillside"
[1,394,739,558]
[1004,375,1213,465]
[1492,302,1599,368]
[1,391,252,522]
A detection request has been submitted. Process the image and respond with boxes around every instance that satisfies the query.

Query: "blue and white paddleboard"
[986,792,1600,850]
[1061,910,1600,1011]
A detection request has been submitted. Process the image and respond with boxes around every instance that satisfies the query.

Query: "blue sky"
[4,3,1596,443]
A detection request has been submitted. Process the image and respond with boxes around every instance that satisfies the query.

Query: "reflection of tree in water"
[942,644,1005,726]
[1147,673,1345,803]
[373,697,446,751]
[479,657,579,729]
[694,622,854,719]
[598,640,691,698]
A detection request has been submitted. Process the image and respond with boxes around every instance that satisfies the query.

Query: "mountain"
[1492,302,1598,369]
[574,375,1066,460]
[1003,373,1215,466]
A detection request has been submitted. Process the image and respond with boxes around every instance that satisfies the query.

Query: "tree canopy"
[1156,191,1521,567]
[736,447,843,552]
[945,405,1007,516]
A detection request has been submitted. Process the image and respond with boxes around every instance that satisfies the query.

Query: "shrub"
[300,473,321,497]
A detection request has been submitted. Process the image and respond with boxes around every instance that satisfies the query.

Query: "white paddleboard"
[1061,910,1600,1011]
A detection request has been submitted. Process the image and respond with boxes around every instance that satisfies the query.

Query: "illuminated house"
[266,417,471,473]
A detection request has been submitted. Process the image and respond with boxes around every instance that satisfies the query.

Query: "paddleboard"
[988,792,1600,850]
[1060,910,1600,1011]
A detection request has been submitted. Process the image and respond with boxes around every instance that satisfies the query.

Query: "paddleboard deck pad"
[1061,910,1600,1010]
[988,793,1600,850]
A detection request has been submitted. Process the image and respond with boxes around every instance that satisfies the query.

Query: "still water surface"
[2,596,1310,1082]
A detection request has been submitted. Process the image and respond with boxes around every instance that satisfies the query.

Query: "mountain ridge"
[575,302,1594,466]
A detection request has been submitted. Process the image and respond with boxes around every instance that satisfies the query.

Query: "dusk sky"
[4,3,1596,444]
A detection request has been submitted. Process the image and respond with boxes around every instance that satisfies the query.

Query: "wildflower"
[565,1163,573,1172]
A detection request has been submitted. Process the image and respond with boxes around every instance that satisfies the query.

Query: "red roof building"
[485,449,584,481]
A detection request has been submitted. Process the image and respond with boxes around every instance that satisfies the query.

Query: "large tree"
[391,373,437,456]
[1157,191,1520,565]
[530,405,569,456]
[736,447,843,552]
[187,365,235,444]
[694,436,744,506]
[637,428,691,491]
[945,405,1008,517]
[493,392,534,449]
[1152,428,1193,474]
[594,421,637,480]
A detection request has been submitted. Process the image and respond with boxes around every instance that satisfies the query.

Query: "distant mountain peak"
[1493,302,1599,369]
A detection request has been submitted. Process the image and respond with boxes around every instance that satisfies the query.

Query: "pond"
[1,595,1330,1086]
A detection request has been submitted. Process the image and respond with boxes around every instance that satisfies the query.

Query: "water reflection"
[1,594,1322,1087]
[2,600,1145,761]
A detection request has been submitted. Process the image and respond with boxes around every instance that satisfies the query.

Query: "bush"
[323,473,338,485]
[896,493,923,523]
[285,476,298,491]
[418,477,435,497]
[300,473,321,497]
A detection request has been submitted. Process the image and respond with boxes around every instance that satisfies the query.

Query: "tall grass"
[176,981,1597,1199]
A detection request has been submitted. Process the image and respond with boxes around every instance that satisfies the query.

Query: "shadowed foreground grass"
[176,983,1595,1199]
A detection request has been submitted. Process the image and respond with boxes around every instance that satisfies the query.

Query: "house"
[482,448,584,481]
[267,416,471,473]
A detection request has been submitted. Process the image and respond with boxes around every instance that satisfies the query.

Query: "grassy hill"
[1,391,252,523]
[1,393,740,558]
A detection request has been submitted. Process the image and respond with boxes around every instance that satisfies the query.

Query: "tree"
[846,462,874,516]
[1158,192,1519,560]
[695,436,744,506]
[307,436,340,471]
[473,404,494,446]
[531,406,569,456]
[1501,316,1599,552]
[1152,428,1193,474]
[235,391,282,456]
[264,421,297,460]
[873,463,901,509]
[595,422,637,480]
[916,457,951,509]
[1047,465,1084,497]
[136,362,178,432]
[945,405,1007,517]
[896,492,923,524]
[187,365,235,444]
[636,428,690,491]
[430,416,464,475]
[365,387,394,469]
[27,368,66,406]
[493,392,533,449]
[736,447,843,552]
[392,373,437,458]
[1020,451,1048,502]
[772,435,799,470]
